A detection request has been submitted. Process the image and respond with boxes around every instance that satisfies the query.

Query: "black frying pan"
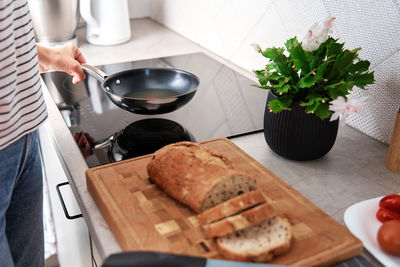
[82,64,200,114]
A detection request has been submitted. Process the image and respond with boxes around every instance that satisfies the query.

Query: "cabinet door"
[39,123,92,267]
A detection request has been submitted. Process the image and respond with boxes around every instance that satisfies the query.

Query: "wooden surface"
[86,138,363,266]
[386,111,400,172]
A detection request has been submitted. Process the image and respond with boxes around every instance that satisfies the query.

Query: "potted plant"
[252,18,375,160]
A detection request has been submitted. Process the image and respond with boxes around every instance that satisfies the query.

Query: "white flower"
[251,43,262,53]
[329,96,367,122]
[302,17,335,52]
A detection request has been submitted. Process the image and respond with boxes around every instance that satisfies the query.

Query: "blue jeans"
[0,130,44,267]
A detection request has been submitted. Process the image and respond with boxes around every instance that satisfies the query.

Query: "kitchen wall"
[129,0,400,144]
[128,0,149,18]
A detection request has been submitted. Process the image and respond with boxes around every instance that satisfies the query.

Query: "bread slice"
[146,141,257,213]
[198,189,266,225]
[202,202,275,238]
[216,216,293,262]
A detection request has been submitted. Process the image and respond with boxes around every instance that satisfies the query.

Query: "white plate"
[344,196,400,267]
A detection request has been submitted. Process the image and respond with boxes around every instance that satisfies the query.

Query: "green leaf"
[315,38,333,56]
[262,47,284,60]
[286,37,311,74]
[301,92,323,107]
[278,94,293,108]
[268,99,283,112]
[285,37,298,49]
[315,103,332,120]
[268,95,292,113]
[351,72,375,88]
[315,61,330,80]
[327,49,358,81]
[348,60,370,73]
[306,53,320,70]
[309,37,334,68]
[326,41,344,58]
[299,60,331,88]
[270,77,289,92]
[302,99,331,119]
[266,63,278,71]
[335,51,357,70]
[277,77,290,86]
[253,69,269,86]
[253,69,263,75]
[257,76,269,87]
[275,55,294,77]
[262,47,295,79]
[267,72,280,81]
[304,101,319,113]
[298,73,316,88]
[275,83,291,94]
[254,84,273,90]
[254,70,265,78]
[327,81,354,99]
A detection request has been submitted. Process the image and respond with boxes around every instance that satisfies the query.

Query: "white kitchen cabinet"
[38,122,92,267]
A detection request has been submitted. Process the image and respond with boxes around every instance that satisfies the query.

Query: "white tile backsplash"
[144,0,400,144]
[214,0,273,59]
[230,4,289,72]
[322,0,400,67]
[347,50,400,144]
[273,0,330,39]
[213,66,257,133]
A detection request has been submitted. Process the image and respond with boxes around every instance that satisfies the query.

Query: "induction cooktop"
[41,52,267,167]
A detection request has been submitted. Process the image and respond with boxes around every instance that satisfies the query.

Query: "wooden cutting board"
[86,137,362,266]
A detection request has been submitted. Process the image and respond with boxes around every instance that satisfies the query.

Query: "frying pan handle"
[93,134,115,150]
[81,63,108,82]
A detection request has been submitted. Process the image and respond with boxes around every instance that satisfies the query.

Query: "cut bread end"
[216,216,293,263]
[200,175,257,212]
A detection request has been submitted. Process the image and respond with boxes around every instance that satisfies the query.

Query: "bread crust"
[216,216,293,262]
[146,141,256,212]
[198,189,266,225]
[202,202,275,238]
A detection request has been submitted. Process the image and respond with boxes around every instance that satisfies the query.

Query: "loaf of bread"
[216,216,293,262]
[197,189,266,225]
[146,141,257,213]
[202,202,275,238]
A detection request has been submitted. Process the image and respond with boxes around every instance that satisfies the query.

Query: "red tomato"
[377,220,400,255]
[376,207,400,223]
[379,194,400,213]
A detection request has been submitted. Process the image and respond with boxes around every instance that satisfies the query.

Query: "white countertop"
[42,18,400,266]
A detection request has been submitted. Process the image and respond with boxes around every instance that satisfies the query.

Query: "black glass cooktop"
[41,53,267,167]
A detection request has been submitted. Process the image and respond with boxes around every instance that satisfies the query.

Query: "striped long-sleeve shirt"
[0,0,47,149]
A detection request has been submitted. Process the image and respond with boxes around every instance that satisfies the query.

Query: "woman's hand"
[37,43,86,84]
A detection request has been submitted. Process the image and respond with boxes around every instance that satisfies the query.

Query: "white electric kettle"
[80,0,131,46]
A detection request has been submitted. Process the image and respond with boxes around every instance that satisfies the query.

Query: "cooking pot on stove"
[82,64,200,114]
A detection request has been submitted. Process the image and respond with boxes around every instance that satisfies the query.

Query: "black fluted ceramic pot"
[264,91,339,161]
